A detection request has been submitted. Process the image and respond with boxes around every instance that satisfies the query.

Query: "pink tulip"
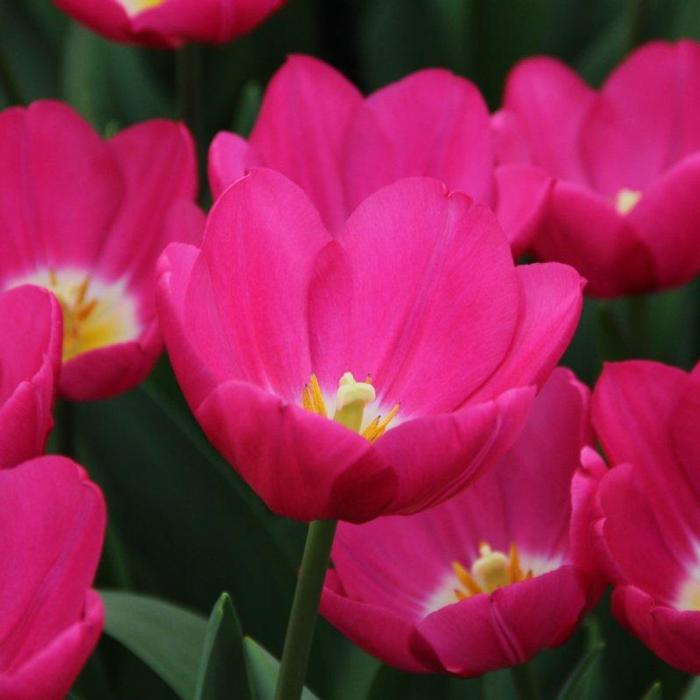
[0,100,200,401]
[320,369,604,674]
[209,55,551,256]
[157,167,584,522]
[0,286,62,469]
[0,455,106,699]
[51,0,285,48]
[496,40,700,296]
[592,359,700,673]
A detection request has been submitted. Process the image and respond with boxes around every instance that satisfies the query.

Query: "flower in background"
[209,55,552,256]
[320,369,605,674]
[158,168,584,522]
[0,456,106,699]
[495,40,700,296]
[0,100,200,401]
[592,360,700,673]
[51,0,285,48]
[0,286,61,469]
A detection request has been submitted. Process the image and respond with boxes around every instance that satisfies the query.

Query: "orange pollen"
[452,542,533,601]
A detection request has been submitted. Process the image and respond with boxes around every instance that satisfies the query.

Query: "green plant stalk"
[274,519,338,700]
[511,662,541,700]
[176,44,206,185]
[0,45,21,104]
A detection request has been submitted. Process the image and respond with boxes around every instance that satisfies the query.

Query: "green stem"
[0,44,21,104]
[54,399,76,458]
[274,520,338,700]
[176,44,205,187]
[510,662,540,700]
[625,293,649,357]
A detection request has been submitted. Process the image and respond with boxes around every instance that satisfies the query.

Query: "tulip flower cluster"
[2,1,700,696]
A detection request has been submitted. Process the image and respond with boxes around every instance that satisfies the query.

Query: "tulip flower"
[592,359,700,673]
[320,368,604,674]
[0,100,199,401]
[51,0,285,48]
[209,55,551,255]
[495,40,700,296]
[157,167,584,522]
[0,455,106,699]
[0,286,62,469]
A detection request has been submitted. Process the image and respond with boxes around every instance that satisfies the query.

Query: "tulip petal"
[628,153,700,288]
[493,163,551,255]
[310,178,520,414]
[208,131,261,199]
[533,180,655,297]
[344,69,494,212]
[248,55,362,231]
[416,567,588,676]
[470,262,584,401]
[501,57,595,182]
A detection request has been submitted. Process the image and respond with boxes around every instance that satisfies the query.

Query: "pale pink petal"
[208,131,260,200]
[344,69,494,213]
[249,55,362,231]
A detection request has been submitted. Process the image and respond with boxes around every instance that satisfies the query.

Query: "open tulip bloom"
[51,0,286,48]
[0,286,61,469]
[0,100,199,401]
[0,456,106,700]
[495,39,700,297]
[320,368,605,676]
[592,359,700,674]
[209,55,551,256]
[158,167,584,523]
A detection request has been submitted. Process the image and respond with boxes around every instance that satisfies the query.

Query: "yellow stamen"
[615,188,642,215]
[362,403,400,442]
[509,542,524,583]
[119,0,165,16]
[452,561,482,596]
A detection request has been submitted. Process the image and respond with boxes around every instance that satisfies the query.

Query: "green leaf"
[683,678,700,700]
[195,593,254,700]
[244,637,319,700]
[101,590,208,700]
[556,642,605,700]
[641,682,662,700]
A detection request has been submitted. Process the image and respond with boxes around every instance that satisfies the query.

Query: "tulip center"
[301,372,399,441]
[9,269,140,362]
[676,578,700,611]
[118,0,166,16]
[615,188,642,215]
[452,542,533,600]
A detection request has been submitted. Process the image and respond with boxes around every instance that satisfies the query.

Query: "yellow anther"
[615,188,642,215]
[119,0,165,16]
[452,561,482,596]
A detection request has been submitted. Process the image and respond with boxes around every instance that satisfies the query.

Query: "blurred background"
[2,0,700,697]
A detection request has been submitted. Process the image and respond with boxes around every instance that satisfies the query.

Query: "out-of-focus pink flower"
[0,100,200,401]
[51,0,285,48]
[496,40,700,296]
[320,369,604,674]
[592,359,700,673]
[0,455,106,700]
[157,168,584,522]
[0,286,61,469]
[209,55,551,256]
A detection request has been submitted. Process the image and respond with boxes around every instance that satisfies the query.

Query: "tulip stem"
[54,399,76,458]
[176,44,205,184]
[511,662,540,700]
[274,519,338,700]
[0,44,21,105]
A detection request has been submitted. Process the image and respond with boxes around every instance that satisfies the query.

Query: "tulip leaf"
[101,590,208,700]
[641,682,662,700]
[194,593,254,700]
[684,679,700,700]
[556,641,605,700]
[243,637,320,700]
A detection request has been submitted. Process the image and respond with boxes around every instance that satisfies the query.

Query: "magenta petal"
[491,110,533,165]
[320,574,431,673]
[249,55,362,231]
[311,178,520,413]
[198,168,332,400]
[380,386,535,515]
[416,567,588,676]
[670,376,700,504]
[0,457,105,696]
[471,262,584,401]
[628,154,700,288]
[0,286,61,469]
[534,180,655,297]
[344,69,494,212]
[613,586,700,675]
[208,131,260,200]
[501,57,595,182]
[493,163,551,255]
[195,381,395,522]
